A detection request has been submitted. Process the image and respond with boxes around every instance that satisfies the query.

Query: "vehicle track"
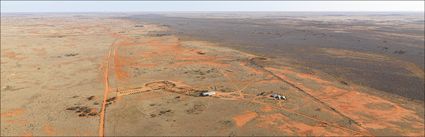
[98,38,118,137]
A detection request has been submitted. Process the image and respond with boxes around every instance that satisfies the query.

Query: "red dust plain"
[1,14,424,136]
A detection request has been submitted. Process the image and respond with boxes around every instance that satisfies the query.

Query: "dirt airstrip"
[1,14,424,136]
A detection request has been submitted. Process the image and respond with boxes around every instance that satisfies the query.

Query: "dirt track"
[1,14,424,136]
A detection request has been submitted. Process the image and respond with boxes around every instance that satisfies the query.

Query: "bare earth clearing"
[1,13,424,136]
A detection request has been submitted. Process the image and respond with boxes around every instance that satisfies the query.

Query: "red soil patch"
[261,106,273,112]
[113,53,130,80]
[5,119,29,125]
[21,132,33,137]
[1,108,25,117]
[43,124,56,136]
[112,36,185,80]
[257,113,353,136]
[171,61,230,68]
[233,111,258,127]
[2,51,26,61]
[130,63,158,68]
[265,67,425,136]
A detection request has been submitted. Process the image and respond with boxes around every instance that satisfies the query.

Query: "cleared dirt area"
[1,13,424,136]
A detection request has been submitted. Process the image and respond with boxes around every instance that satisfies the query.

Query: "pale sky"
[1,1,424,12]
